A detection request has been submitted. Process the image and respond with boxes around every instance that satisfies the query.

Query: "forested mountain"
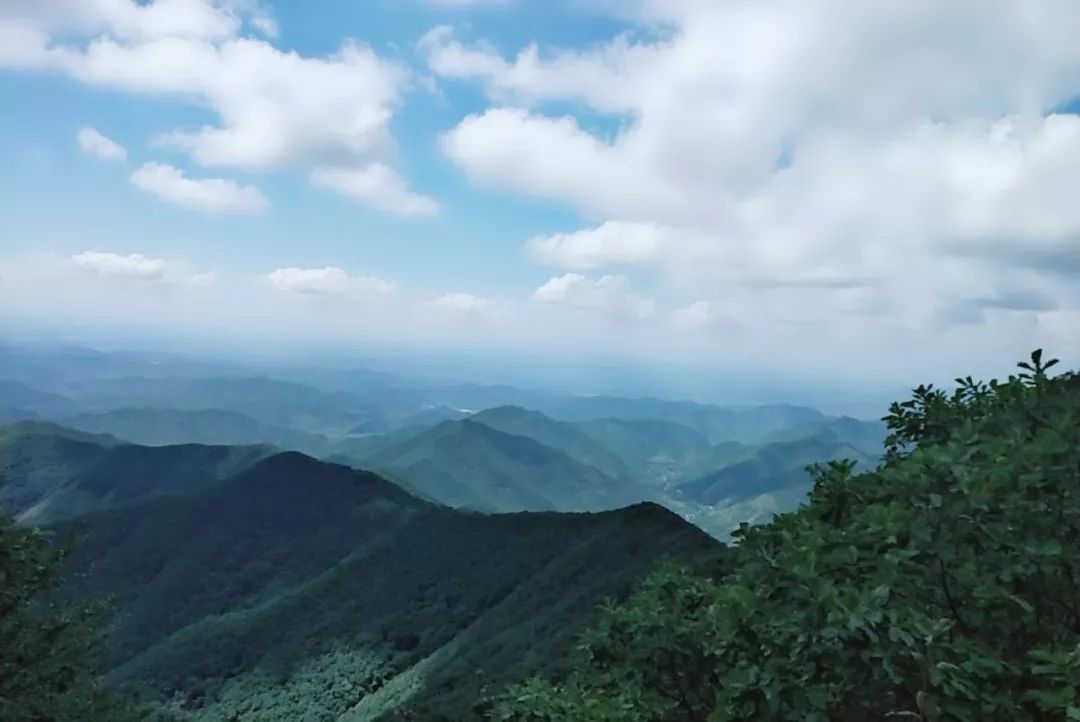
[533,398,829,444]
[37,450,724,720]
[338,418,659,513]
[0,422,272,524]
[6,348,1075,721]
[1,345,889,537]
[468,406,635,481]
[573,417,713,484]
[675,429,878,506]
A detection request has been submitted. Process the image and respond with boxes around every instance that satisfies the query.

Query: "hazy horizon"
[0,330,987,420]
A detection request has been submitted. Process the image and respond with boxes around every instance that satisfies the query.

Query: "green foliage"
[0,484,138,721]
[496,351,1080,721]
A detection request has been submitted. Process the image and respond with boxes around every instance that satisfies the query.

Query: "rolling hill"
[62,407,330,455]
[47,450,726,721]
[0,421,273,524]
[341,418,659,513]
[534,397,830,443]
[675,430,877,506]
[574,416,712,475]
[468,406,635,482]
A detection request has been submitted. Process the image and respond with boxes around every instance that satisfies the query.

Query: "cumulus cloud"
[130,162,268,213]
[310,164,438,217]
[430,2,1080,347]
[76,126,127,161]
[73,251,164,280]
[0,0,246,42]
[533,273,655,320]
[70,250,214,285]
[250,14,278,38]
[266,266,395,297]
[0,0,430,215]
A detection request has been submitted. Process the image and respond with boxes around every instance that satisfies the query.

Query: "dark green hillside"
[63,407,329,455]
[62,452,426,663]
[345,418,658,513]
[676,430,874,506]
[53,452,724,721]
[470,406,634,481]
[0,422,272,523]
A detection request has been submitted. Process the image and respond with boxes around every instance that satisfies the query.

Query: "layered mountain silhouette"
[3,427,725,720]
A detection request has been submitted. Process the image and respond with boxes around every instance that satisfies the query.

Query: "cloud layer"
[2,2,1079,383]
[428,2,1080,354]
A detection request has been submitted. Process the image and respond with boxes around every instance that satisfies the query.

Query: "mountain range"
[1,345,887,537]
[2,425,725,720]
[0,344,897,718]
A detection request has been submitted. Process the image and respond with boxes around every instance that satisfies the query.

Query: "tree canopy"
[495,351,1080,721]
[0,481,137,721]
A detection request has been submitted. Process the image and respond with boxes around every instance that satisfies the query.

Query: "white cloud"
[70,250,214,285]
[441,109,667,216]
[266,266,395,297]
[76,126,127,161]
[0,0,244,42]
[432,292,500,317]
[73,251,165,280]
[130,162,268,213]
[533,273,655,319]
[528,221,721,272]
[0,0,430,215]
[310,164,439,217]
[670,301,715,329]
[250,14,278,39]
[430,2,1080,350]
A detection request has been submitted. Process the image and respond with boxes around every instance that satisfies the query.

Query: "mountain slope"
[68,375,388,435]
[469,406,635,481]
[53,451,725,721]
[574,417,712,474]
[537,397,829,443]
[760,415,887,456]
[0,421,273,524]
[345,418,658,513]
[676,430,875,506]
[62,407,330,455]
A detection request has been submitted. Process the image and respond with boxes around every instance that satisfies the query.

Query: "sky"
[1,0,1079,389]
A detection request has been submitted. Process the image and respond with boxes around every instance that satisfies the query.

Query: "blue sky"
[1,0,1078,387]
[0,1,627,293]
